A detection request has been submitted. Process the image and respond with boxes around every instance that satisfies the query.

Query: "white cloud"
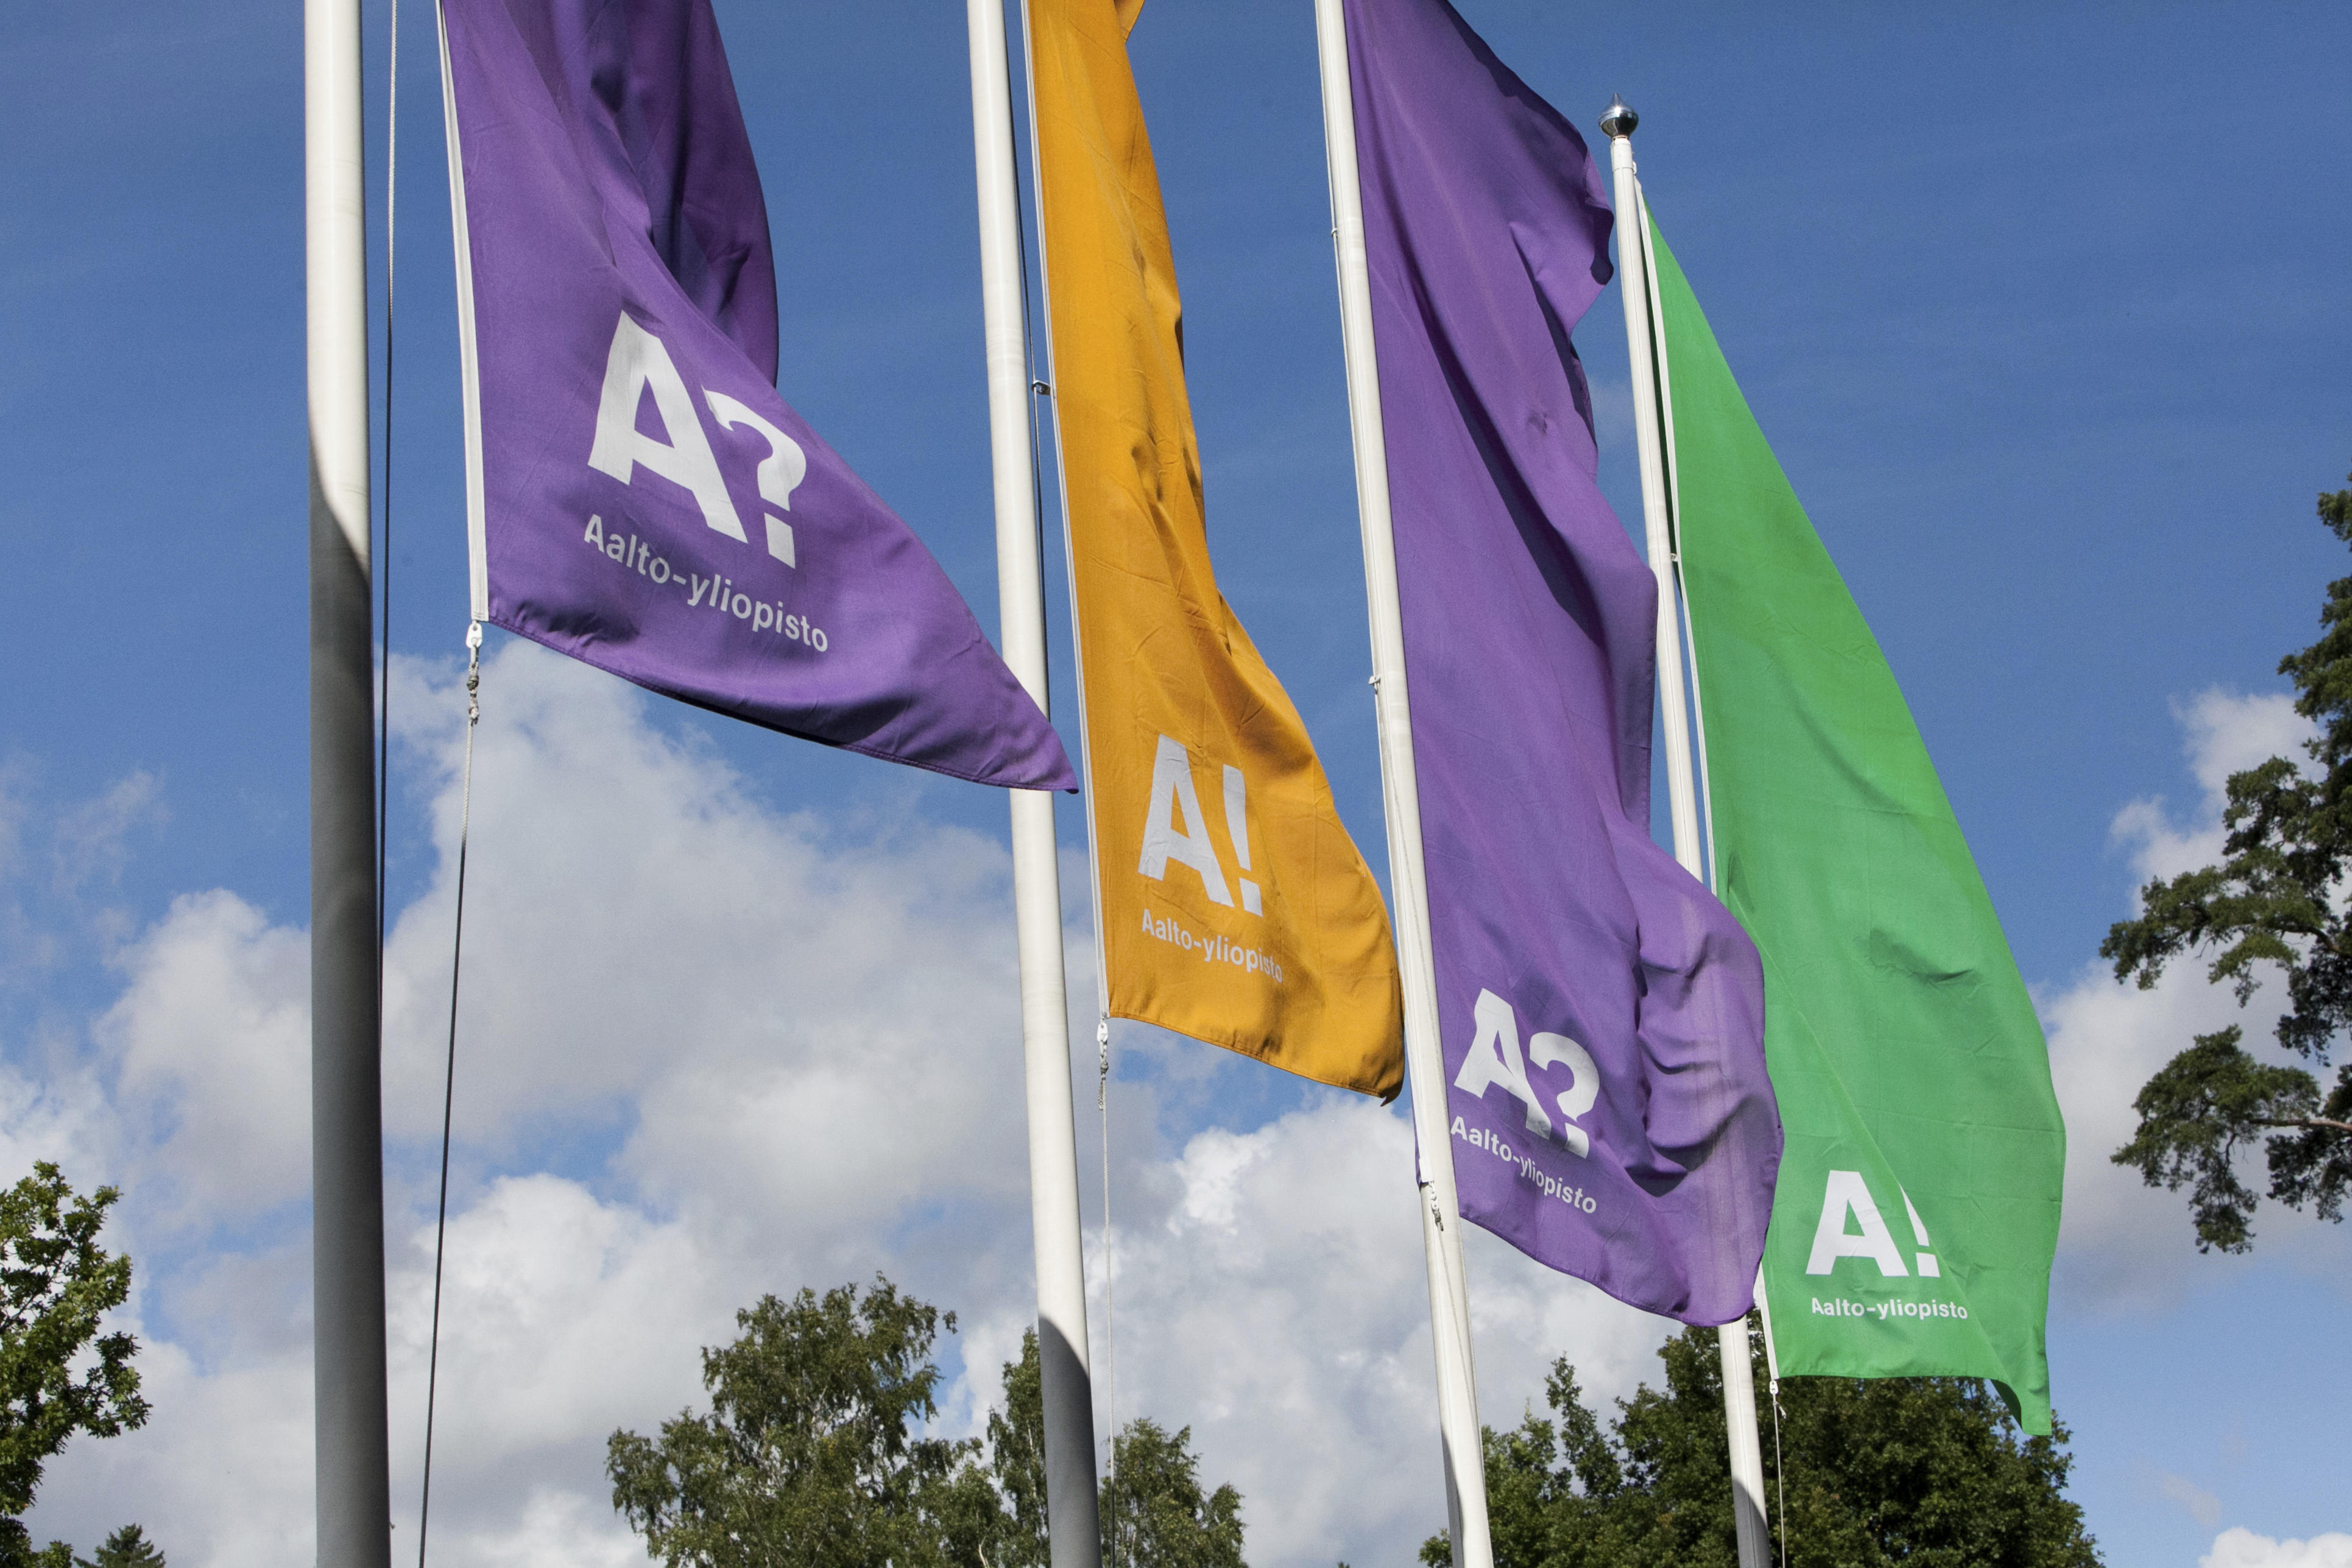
[2109,687,2309,885]
[23,1324,314,1567]
[452,1489,649,1568]
[375,639,1033,1224]
[2,765,171,990]
[2039,688,2348,1310]
[1085,1095,1670,1567]
[25,639,1681,1568]
[386,1174,719,1465]
[2161,1470,2223,1527]
[51,769,164,894]
[96,889,310,1220]
[23,650,2352,1568]
[2204,1528,2352,1568]
[0,1059,113,1200]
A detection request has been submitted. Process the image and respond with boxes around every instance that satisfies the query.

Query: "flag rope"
[1633,184,1720,892]
[378,0,399,966]
[416,622,481,1568]
[1001,21,1053,702]
[1771,1377,1788,1568]
[1756,1278,1789,1568]
[1097,1014,1115,1561]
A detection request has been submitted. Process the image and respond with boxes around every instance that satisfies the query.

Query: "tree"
[610,1285,1252,1568]
[1425,1321,2100,1568]
[1100,1418,1244,1568]
[955,1329,1248,1568]
[607,1277,981,1568]
[2100,465,2352,1251]
[80,1527,164,1568]
[0,1164,150,1568]
[977,1330,1049,1568]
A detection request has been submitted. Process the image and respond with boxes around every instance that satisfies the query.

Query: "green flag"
[1650,212,2065,1432]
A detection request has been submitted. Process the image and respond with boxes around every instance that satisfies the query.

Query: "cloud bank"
[2205,1530,2352,1568]
[13,641,1673,1568]
[17,660,2344,1566]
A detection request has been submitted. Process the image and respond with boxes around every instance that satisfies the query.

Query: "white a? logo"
[1453,989,1599,1157]
[1804,1169,1941,1277]
[587,313,807,568]
[1137,735,1261,916]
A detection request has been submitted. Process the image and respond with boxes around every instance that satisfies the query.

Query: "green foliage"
[610,1285,1249,1568]
[80,1526,164,1568]
[0,1164,149,1568]
[980,1330,1049,1568]
[2101,466,2352,1250]
[1102,1418,1244,1568]
[1425,1321,2099,1568]
[970,1331,1247,1568]
[606,1277,980,1568]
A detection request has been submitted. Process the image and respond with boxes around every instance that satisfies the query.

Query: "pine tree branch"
[2258,1115,2352,1134]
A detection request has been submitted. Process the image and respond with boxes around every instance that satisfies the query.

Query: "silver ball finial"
[1599,95,1637,139]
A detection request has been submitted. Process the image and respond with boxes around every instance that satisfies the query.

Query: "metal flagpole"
[1313,5,1492,1565]
[307,0,392,1561]
[965,4,1104,1563]
[1637,168,1781,1568]
[1601,97,1773,1568]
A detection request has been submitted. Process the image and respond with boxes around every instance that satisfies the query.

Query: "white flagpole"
[307,0,392,1562]
[1602,98,1773,1568]
[1313,5,1492,1565]
[965,4,1105,1564]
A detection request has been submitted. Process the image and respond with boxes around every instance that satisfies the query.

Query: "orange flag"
[1029,0,1403,1097]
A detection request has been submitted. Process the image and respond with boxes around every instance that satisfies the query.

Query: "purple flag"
[440,0,1075,790]
[1346,0,1779,1324]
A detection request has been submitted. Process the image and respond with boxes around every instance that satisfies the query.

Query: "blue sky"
[2,2,2348,1565]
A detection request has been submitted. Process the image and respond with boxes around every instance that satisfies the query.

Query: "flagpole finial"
[1600,96,1638,139]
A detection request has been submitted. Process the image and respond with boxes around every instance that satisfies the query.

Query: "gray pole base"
[1039,1316,1104,1568]
[311,471,391,1568]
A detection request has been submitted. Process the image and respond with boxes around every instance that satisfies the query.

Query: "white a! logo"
[1453,989,1599,1156]
[587,313,805,567]
[1136,735,1260,915]
[1803,1170,1941,1277]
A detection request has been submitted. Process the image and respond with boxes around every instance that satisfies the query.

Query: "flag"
[1028,0,1404,1097]
[438,0,1074,791]
[1343,0,1779,1324]
[1650,212,2066,1429]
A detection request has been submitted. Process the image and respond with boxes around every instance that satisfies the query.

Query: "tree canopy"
[608,1278,980,1568]
[2100,465,2352,1251]
[80,1528,164,1568]
[1426,1321,2100,1568]
[1100,1416,1245,1568]
[609,1277,1249,1567]
[0,1164,152,1568]
[962,1326,1245,1568]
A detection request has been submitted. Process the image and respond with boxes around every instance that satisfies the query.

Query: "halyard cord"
[380,8,436,1558]
[1098,1015,1117,1563]
[1771,1369,1789,1568]
[1002,22,1053,703]
[379,0,398,970]
[417,622,481,1568]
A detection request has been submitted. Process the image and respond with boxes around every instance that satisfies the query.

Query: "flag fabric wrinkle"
[441,0,1073,790]
[1029,0,1405,1097]
[1342,0,1780,1324]
[1651,213,2065,1430]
